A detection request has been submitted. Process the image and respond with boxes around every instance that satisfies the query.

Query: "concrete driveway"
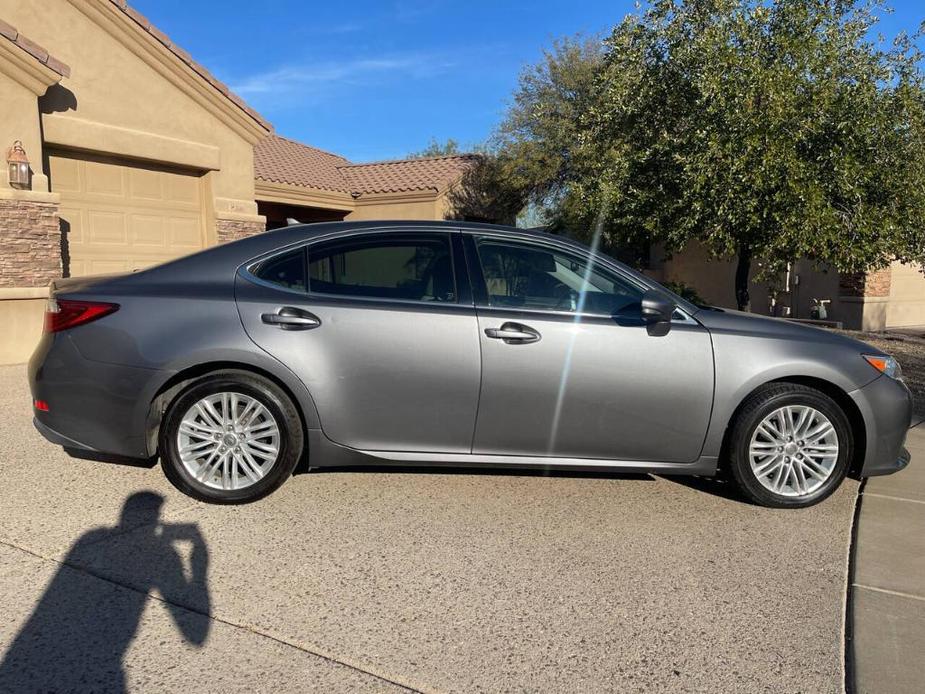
[0,364,859,693]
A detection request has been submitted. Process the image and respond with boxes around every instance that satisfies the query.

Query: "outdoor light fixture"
[6,140,30,190]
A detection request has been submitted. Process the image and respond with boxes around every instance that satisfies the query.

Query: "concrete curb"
[847,425,925,694]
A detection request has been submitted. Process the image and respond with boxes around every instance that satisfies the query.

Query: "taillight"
[44,299,119,333]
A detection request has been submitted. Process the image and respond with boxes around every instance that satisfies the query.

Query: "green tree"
[497,1,925,310]
[495,36,605,221]
[409,137,461,158]
[445,153,527,224]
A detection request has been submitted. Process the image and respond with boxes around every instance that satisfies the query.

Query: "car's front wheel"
[159,370,303,504]
[727,383,852,508]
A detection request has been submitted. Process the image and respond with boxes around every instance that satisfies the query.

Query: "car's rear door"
[235,229,480,453]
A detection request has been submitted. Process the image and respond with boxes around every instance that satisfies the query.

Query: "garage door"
[887,260,925,328]
[49,151,206,277]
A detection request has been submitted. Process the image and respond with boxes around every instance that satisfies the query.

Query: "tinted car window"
[475,238,643,315]
[307,234,456,302]
[252,248,307,291]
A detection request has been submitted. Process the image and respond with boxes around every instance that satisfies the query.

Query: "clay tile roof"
[341,155,479,195]
[106,1,270,131]
[255,135,351,193]
[0,17,71,78]
[254,135,478,197]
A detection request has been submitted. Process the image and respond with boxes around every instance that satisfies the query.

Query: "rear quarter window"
[252,248,307,292]
[306,234,456,303]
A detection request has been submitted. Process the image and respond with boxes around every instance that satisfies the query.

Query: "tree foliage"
[494,1,925,309]
[409,137,461,158]
[445,154,527,225]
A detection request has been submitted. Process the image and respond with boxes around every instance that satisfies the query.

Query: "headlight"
[863,354,903,380]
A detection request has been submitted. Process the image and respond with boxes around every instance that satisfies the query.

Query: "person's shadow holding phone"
[0,492,210,693]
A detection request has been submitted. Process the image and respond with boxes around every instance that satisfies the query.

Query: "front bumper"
[852,375,913,477]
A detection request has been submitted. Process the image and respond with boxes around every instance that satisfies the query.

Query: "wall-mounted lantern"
[6,140,31,190]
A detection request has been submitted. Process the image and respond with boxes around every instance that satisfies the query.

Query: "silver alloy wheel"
[748,405,839,497]
[177,392,281,491]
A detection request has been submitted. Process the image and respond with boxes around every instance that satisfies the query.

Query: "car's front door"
[236,230,481,453]
[467,234,715,462]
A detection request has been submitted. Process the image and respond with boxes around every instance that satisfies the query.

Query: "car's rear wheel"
[159,371,303,504]
[727,383,852,508]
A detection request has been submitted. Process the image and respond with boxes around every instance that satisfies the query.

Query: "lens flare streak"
[546,215,606,456]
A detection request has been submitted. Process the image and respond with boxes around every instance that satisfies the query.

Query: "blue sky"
[134,0,924,163]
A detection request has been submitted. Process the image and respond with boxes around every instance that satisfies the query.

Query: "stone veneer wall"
[215,218,266,245]
[838,267,892,298]
[0,198,61,287]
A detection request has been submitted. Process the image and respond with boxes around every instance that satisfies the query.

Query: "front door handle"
[261,307,321,330]
[484,322,541,344]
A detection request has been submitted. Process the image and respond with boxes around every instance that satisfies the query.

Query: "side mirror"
[641,289,675,336]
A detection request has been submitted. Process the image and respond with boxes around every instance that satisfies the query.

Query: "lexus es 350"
[29,221,913,507]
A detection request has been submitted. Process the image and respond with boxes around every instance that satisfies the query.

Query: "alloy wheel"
[748,405,839,497]
[176,392,281,491]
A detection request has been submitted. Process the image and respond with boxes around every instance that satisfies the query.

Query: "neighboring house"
[0,0,475,363]
[648,241,925,332]
[253,135,476,229]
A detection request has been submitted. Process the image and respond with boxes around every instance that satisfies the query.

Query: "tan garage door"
[49,151,206,277]
[887,260,925,328]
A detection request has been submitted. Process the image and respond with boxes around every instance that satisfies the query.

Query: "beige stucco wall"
[1,0,265,218]
[887,260,925,328]
[0,295,44,364]
[652,241,770,315]
[0,0,270,363]
[0,37,60,364]
[347,192,445,221]
[0,70,45,190]
[652,242,865,327]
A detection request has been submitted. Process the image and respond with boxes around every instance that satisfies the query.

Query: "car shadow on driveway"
[0,492,211,694]
[306,464,657,482]
[657,474,753,504]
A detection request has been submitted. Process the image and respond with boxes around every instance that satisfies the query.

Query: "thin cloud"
[318,22,365,35]
[231,54,458,96]
[391,0,448,22]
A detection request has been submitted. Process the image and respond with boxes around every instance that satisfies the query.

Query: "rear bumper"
[852,375,913,477]
[29,332,165,459]
[33,416,98,451]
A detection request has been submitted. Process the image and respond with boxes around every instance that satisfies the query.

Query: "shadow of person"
[0,492,210,693]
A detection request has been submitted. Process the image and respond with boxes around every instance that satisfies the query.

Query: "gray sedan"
[29,221,912,507]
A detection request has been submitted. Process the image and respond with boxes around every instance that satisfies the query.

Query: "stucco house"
[0,0,476,363]
[650,242,925,334]
[1,1,922,366]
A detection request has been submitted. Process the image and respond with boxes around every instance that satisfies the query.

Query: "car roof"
[89,221,562,288]
[270,219,543,240]
[258,219,591,253]
[88,219,698,316]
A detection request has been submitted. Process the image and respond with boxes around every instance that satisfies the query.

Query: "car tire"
[727,383,852,508]
[159,370,303,504]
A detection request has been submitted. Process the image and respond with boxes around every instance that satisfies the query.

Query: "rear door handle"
[484,322,541,344]
[261,307,321,330]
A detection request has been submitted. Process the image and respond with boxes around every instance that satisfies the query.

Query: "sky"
[133,0,925,163]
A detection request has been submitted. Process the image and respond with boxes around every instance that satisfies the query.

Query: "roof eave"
[0,28,66,95]
[254,179,355,211]
[68,0,270,143]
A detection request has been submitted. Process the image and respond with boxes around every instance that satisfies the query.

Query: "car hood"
[693,307,886,355]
